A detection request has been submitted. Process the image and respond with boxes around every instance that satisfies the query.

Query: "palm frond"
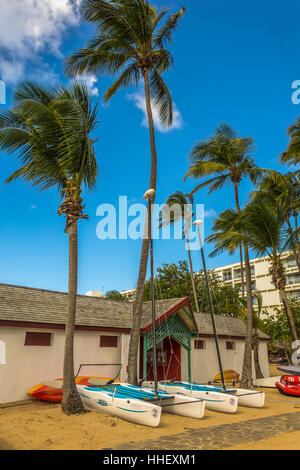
[149,69,172,127]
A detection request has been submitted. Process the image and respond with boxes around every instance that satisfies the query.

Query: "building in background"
[212,251,300,315]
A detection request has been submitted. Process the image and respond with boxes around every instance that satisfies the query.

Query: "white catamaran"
[55,189,205,426]
[143,380,238,413]
[143,219,265,411]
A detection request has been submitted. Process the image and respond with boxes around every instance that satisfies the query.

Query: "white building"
[213,251,300,314]
[0,283,270,404]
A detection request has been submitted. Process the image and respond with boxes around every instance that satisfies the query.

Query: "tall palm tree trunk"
[279,288,298,342]
[239,244,245,299]
[286,218,300,274]
[234,182,254,388]
[61,220,85,414]
[253,331,264,379]
[270,257,298,343]
[186,236,200,311]
[127,70,157,385]
[240,244,254,387]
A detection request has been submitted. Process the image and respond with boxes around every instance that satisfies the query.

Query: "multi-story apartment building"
[213,251,300,314]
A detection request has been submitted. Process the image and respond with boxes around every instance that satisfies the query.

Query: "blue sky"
[0,0,299,295]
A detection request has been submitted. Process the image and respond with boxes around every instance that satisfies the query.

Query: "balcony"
[233,266,255,279]
[237,281,256,292]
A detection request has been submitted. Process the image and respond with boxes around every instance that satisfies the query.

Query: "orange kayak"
[27,377,119,402]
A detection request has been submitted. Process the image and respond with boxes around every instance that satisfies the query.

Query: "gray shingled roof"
[0,283,134,329]
[194,312,270,340]
[0,284,183,330]
[0,283,269,339]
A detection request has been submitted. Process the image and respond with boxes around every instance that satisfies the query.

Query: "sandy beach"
[0,386,299,451]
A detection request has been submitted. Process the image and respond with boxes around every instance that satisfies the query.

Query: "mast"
[144,188,158,396]
[193,219,226,391]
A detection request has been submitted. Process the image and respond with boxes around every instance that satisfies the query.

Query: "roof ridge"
[0,283,133,303]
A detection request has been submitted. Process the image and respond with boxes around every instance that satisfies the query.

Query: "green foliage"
[143,260,244,316]
[105,290,131,301]
[184,122,263,195]
[0,81,99,195]
[263,299,300,354]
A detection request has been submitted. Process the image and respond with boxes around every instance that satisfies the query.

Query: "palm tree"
[159,191,199,311]
[105,290,130,301]
[251,292,267,379]
[252,172,300,273]
[66,0,185,385]
[236,293,267,379]
[240,197,298,342]
[281,116,300,169]
[184,123,265,387]
[0,81,99,414]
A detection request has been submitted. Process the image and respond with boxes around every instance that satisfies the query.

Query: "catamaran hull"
[141,384,205,418]
[76,385,161,427]
[232,388,265,408]
[201,383,265,408]
[145,381,238,414]
[201,384,265,408]
[161,393,205,418]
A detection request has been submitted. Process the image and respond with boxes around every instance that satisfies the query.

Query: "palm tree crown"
[1,82,98,201]
[184,123,258,197]
[281,116,300,169]
[66,0,185,128]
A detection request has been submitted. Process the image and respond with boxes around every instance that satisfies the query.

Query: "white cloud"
[75,74,99,97]
[0,59,24,84]
[127,90,183,133]
[0,0,81,84]
[204,208,217,218]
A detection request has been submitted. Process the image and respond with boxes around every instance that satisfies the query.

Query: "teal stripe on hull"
[116,407,148,413]
[83,384,167,401]
[161,382,233,394]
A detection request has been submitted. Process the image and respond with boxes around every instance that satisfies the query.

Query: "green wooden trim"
[143,335,147,379]
[143,313,192,351]
[188,348,191,382]
[141,312,194,378]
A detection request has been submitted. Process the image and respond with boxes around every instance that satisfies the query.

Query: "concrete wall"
[0,327,122,404]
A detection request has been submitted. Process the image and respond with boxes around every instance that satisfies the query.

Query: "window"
[283,257,297,268]
[100,335,118,347]
[234,270,242,280]
[287,273,300,285]
[288,290,300,301]
[194,340,206,349]
[223,270,232,281]
[25,332,52,346]
[226,341,235,350]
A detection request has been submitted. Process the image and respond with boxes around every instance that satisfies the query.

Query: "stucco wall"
[0,326,270,404]
[182,337,269,384]
[0,327,122,404]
